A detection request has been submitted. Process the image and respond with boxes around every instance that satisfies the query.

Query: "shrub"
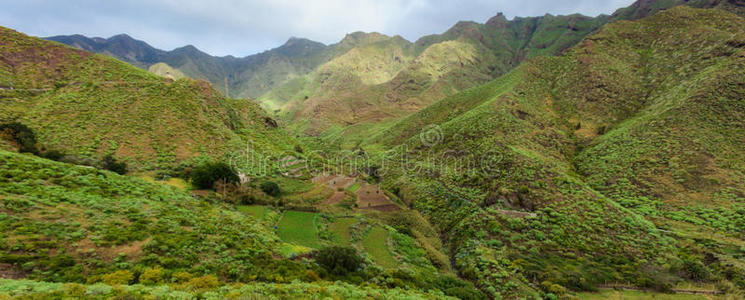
[41,150,65,161]
[101,270,134,285]
[0,122,38,154]
[191,162,239,190]
[102,154,127,175]
[172,271,194,283]
[681,259,710,281]
[139,267,166,285]
[260,181,281,197]
[445,287,486,300]
[315,246,363,276]
[186,275,219,289]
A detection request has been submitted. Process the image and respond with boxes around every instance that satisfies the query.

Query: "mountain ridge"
[2,26,297,171]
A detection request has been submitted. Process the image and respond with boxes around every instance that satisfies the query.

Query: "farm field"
[362,226,397,268]
[347,182,361,193]
[238,205,267,220]
[277,211,322,249]
[329,218,358,246]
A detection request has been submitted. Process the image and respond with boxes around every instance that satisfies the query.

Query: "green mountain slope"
[45,34,330,99]
[0,150,462,299]
[1,26,296,171]
[370,6,745,298]
[260,0,745,148]
[0,150,285,282]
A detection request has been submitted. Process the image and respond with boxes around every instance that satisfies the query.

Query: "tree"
[191,162,239,190]
[315,246,363,276]
[102,154,127,175]
[0,122,38,154]
[260,181,281,197]
[41,150,65,161]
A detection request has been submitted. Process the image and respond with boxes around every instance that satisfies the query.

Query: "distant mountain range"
[45,34,330,98]
[44,0,745,106]
[42,0,745,147]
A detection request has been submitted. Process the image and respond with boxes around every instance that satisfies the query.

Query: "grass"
[138,174,191,190]
[329,218,358,246]
[0,278,455,299]
[238,205,267,220]
[0,150,298,284]
[277,211,321,249]
[577,290,724,300]
[362,226,397,268]
[347,183,361,193]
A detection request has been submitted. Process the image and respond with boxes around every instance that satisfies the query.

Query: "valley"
[1,0,745,299]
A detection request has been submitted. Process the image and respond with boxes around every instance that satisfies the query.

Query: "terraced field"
[362,226,397,268]
[238,205,267,220]
[277,211,321,249]
[329,218,358,246]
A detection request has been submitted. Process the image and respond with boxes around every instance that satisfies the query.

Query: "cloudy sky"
[1,0,635,57]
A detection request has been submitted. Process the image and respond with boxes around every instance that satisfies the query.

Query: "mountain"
[4,0,745,298]
[45,34,330,98]
[1,26,297,171]
[0,26,479,299]
[613,0,745,19]
[260,0,745,148]
[370,5,745,298]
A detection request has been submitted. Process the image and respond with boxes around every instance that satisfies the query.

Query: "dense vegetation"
[0,150,479,298]
[3,1,745,299]
[0,26,297,172]
[190,162,239,189]
[365,6,745,298]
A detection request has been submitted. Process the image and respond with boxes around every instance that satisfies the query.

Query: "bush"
[191,162,239,190]
[0,122,38,154]
[315,246,363,276]
[139,267,166,285]
[445,287,486,300]
[41,150,65,161]
[172,271,194,283]
[186,275,219,289]
[102,154,127,175]
[681,259,710,281]
[260,181,281,197]
[101,270,133,285]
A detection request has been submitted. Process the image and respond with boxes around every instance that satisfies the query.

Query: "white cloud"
[0,0,636,56]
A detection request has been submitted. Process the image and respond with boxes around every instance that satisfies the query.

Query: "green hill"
[368,6,745,298]
[0,150,466,299]
[0,150,285,283]
[259,0,745,148]
[1,26,296,171]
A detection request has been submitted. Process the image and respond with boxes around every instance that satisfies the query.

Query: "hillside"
[5,1,745,299]
[258,13,608,143]
[46,34,330,98]
[259,0,745,147]
[0,150,284,283]
[0,150,466,299]
[367,6,745,298]
[1,26,296,171]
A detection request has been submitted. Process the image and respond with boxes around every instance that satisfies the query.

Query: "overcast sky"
[1,0,636,57]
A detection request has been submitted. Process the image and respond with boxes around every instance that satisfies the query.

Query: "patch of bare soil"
[356,183,399,211]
